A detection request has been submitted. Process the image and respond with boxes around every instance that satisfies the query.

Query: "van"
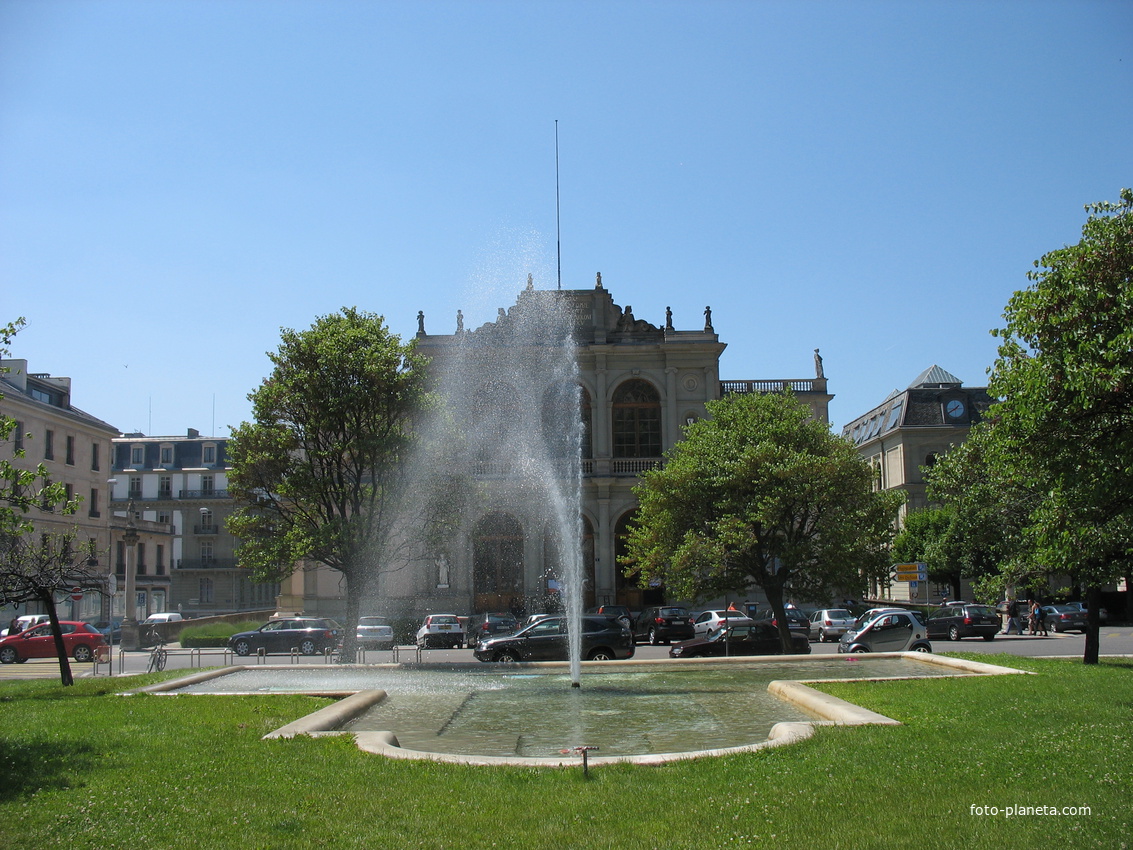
[2,614,51,637]
[142,613,183,625]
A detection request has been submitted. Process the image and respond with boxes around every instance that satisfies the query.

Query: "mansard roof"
[841,366,992,447]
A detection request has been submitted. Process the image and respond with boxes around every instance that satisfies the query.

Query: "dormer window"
[160,445,173,465]
[203,444,216,465]
[131,446,144,466]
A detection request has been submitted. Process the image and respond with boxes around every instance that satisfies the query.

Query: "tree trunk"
[337,569,362,663]
[763,582,798,654]
[1082,586,1102,665]
[42,593,74,686]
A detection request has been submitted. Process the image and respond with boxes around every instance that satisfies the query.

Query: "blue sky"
[2,0,1130,436]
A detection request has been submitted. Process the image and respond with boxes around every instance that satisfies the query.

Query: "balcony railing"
[194,525,219,535]
[722,379,818,394]
[175,557,238,570]
[177,489,230,499]
[610,458,663,475]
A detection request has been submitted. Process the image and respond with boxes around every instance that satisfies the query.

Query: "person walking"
[1034,601,1048,636]
[1029,600,1042,635]
[1004,600,1022,635]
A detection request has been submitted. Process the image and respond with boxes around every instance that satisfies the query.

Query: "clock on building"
[945,399,966,419]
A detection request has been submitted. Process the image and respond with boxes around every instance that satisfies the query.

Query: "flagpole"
[555,119,561,291]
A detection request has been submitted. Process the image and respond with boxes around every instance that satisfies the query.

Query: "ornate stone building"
[281,280,831,621]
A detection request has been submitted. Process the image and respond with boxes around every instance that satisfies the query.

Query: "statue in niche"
[665,306,674,331]
[526,273,534,291]
[595,271,603,289]
[456,310,464,333]
[704,306,713,332]
[436,554,449,588]
[814,348,824,378]
[417,311,426,335]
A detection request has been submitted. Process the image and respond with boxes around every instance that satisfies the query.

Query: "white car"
[692,609,754,636]
[809,608,857,642]
[356,616,394,650]
[416,614,465,649]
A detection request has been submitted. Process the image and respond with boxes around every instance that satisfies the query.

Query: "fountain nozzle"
[570,681,580,689]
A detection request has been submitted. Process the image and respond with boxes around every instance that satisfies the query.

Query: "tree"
[890,506,964,601]
[622,391,904,651]
[226,308,450,659]
[982,188,1133,663]
[0,318,103,686]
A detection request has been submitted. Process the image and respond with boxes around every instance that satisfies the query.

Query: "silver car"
[356,616,394,649]
[838,610,932,653]
[809,608,856,642]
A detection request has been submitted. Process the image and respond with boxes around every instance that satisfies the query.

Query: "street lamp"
[120,496,140,651]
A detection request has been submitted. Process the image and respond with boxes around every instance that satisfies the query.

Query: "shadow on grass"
[0,738,100,802]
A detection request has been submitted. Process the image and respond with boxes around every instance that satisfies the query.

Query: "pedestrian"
[1029,600,1042,635]
[6,617,19,637]
[1034,601,1048,636]
[1004,600,1021,635]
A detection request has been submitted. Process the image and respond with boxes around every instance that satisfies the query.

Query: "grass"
[0,655,1128,849]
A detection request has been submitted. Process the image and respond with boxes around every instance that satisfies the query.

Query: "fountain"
[413,279,588,685]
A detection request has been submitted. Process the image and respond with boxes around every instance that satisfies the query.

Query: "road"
[0,625,1129,682]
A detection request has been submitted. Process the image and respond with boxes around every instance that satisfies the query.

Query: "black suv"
[466,612,519,648]
[633,606,695,645]
[473,615,635,663]
[228,618,341,656]
[748,606,811,638]
[925,603,1001,641]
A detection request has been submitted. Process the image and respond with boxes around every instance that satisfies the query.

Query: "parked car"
[1043,604,1088,633]
[1064,601,1108,623]
[588,605,633,627]
[473,615,634,662]
[669,620,811,658]
[839,610,932,653]
[925,603,1001,641]
[466,612,519,648]
[143,612,184,625]
[692,609,753,636]
[228,618,341,656]
[416,614,465,649]
[633,606,695,645]
[355,616,395,650]
[809,608,856,642]
[844,607,914,639]
[85,618,123,643]
[0,621,107,663]
[748,606,812,638]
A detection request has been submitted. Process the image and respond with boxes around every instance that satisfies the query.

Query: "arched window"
[612,379,661,458]
[473,513,524,611]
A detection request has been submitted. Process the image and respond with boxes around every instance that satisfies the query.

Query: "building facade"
[841,365,993,601]
[277,280,831,622]
[0,359,119,622]
[109,429,278,618]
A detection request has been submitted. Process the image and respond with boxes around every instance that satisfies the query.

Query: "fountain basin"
[147,653,1026,766]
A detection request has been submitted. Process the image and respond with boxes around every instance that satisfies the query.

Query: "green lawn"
[0,655,1128,849]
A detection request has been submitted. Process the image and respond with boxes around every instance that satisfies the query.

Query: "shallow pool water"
[175,657,955,758]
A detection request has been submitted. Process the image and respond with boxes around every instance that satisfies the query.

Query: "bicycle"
[146,628,168,673]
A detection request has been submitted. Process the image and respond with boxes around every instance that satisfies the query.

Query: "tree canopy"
[226,307,450,657]
[623,391,903,651]
[953,189,1133,662]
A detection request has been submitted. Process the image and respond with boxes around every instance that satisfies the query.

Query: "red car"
[0,620,107,664]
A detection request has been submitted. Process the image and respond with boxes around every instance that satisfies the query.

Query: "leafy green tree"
[982,188,1133,663]
[890,506,963,600]
[623,391,904,651]
[226,308,452,658]
[0,318,102,686]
